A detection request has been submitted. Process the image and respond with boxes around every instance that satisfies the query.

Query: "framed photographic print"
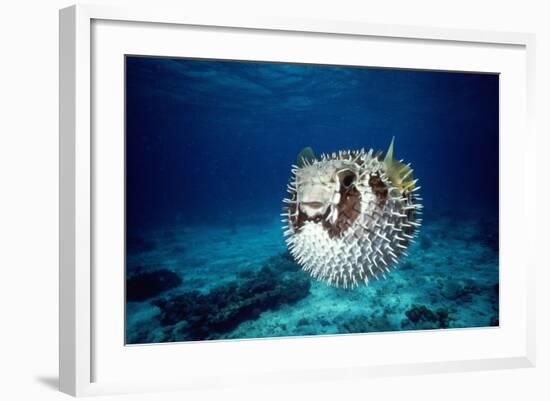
[59,4,536,396]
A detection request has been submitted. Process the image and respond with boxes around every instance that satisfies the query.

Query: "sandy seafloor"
[126,212,499,344]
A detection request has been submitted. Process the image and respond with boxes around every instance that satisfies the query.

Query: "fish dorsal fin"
[297,147,316,167]
[384,136,395,164]
[384,137,415,193]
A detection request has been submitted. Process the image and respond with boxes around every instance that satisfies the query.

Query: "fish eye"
[340,172,356,188]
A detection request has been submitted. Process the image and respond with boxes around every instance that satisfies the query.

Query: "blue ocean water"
[125,56,499,344]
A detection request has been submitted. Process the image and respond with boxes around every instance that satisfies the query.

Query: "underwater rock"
[404,304,450,329]
[153,252,311,341]
[127,269,182,302]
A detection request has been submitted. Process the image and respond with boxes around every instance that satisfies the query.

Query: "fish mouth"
[300,201,325,209]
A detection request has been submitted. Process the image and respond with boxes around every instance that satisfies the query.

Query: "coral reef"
[402,304,451,329]
[127,269,182,302]
[151,253,311,341]
[125,214,499,343]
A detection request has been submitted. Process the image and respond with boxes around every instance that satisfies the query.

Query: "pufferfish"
[282,138,422,289]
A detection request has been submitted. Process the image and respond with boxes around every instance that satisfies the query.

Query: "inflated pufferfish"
[282,138,422,289]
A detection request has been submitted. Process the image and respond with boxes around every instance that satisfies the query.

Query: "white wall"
[0,0,547,399]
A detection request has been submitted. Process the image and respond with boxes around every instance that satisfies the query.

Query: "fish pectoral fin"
[297,146,317,167]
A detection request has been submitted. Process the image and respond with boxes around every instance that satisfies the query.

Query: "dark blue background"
[126,56,498,232]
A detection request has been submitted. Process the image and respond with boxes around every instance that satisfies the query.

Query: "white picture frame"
[59,3,536,397]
